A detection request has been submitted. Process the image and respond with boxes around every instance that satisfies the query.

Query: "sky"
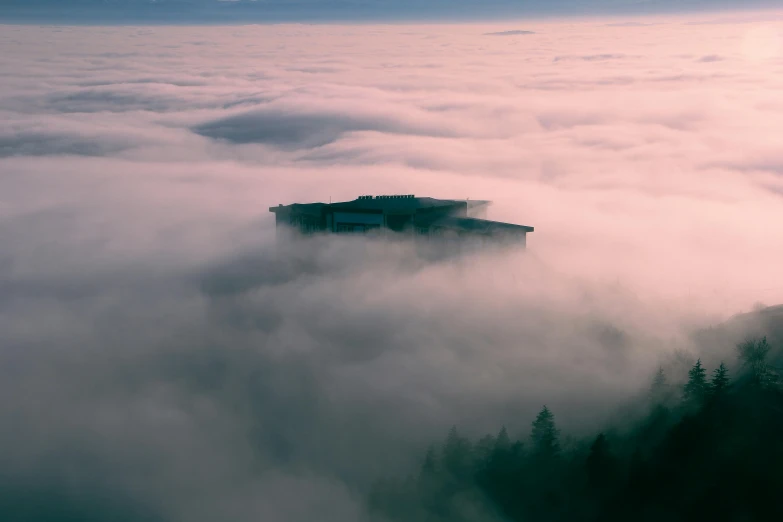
[1,0,781,23]
[2,8,783,522]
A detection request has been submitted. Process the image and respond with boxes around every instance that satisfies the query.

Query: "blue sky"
[0,0,778,24]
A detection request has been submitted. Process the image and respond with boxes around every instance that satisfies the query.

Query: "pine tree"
[420,445,438,477]
[586,433,616,488]
[650,366,671,404]
[495,426,511,451]
[710,362,730,398]
[474,434,497,463]
[652,366,666,390]
[683,359,708,405]
[441,426,472,476]
[530,406,560,458]
[417,445,441,513]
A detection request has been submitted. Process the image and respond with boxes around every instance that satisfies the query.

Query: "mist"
[1,13,783,521]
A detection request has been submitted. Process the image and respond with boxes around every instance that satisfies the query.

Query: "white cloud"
[2,13,783,521]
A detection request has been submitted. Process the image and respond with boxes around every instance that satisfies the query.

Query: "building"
[270,195,534,248]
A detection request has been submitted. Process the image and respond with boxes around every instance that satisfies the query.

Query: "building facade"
[270,195,533,247]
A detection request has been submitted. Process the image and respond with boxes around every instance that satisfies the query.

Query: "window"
[336,223,381,234]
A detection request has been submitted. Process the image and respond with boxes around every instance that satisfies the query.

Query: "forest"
[369,337,783,522]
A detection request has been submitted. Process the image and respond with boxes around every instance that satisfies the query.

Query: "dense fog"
[1,15,782,520]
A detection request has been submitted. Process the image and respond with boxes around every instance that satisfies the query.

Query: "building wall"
[467,206,488,219]
[273,208,326,236]
[273,204,529,248]
[331,212,384,233]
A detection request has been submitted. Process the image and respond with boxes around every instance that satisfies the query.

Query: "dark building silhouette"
[270,195,534,248]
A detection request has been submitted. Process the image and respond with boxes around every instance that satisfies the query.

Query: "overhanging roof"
[269,202,325,216]
[420,215,534,234]
[329,196,472,212]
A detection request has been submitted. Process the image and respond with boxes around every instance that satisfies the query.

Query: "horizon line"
[1,5,781,27]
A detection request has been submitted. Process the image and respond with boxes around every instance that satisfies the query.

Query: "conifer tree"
[530,406,560,458]
[420,446,438,477]
[683,359,708,405]
[710,362,730,398]
[650,366,671,404]
[474,434,497,463]
[442,426,472,476]
[495,426,511,451]
[652,366,666,390]
[586,433,615,488]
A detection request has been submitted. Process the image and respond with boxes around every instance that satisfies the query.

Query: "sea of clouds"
[1,13,783,521]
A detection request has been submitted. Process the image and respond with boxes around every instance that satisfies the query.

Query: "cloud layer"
[2,13,783,521]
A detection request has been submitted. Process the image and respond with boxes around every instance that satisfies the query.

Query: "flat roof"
[334,196,470,211]
[269,202,326,216]
[270,196,487,213]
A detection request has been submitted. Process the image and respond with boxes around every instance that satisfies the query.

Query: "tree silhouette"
[441,426,472,477]
[738,337,777,389]
[474,433,497,464]
[420,445,438,478]
[371,337,783,522]
[586,433,616,489]
[651,366,666,390]
[683,359,708,405]
[530,406,560,458]
[738,337,770,371]
[650,366,673,405]
[495,426,511,451]
[710,362,730,398]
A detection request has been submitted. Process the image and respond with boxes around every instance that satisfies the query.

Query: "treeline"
[369,338,783,522]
